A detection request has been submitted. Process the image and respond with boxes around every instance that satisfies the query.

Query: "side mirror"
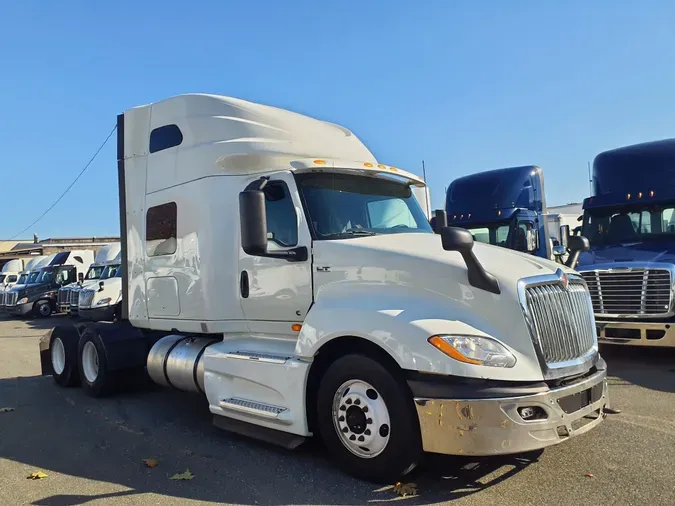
[99,281,104,292]
[564,235,590,268]
[78,272,84,283]
[525,229,537,252]
[552,245,566,257]
[559,225,570,249]
[432,209,447,234]
[238,189,308,262]
[440,227,500,294]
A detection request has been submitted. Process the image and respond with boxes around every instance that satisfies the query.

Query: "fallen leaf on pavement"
[585,473,594,478]
[143,459,159,468]
[169,469,195,480]
[27,471,48,480]
[0,407,15,413]
[393,482,417,497]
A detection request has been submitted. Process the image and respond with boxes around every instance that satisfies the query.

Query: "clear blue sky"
[1,1,674,239]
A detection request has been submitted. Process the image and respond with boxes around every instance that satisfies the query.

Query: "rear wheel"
[50,330,79,387]
[78,330,115,397]
[316,354,422,483]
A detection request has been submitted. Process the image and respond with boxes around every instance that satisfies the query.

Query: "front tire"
[33,300,52,318]
[316,354,423,483]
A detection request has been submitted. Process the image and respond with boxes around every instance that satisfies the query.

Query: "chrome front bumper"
[414,368,608,456]
[596,320,675,347]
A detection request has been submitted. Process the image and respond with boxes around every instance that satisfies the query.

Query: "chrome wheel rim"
[82,341,99,383]
[332,379,391,459]
[39,304,50,316]
[51,338,66,375]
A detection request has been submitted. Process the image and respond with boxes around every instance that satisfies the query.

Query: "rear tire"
[78,330,116,397]
[50,330,79,387]
[316,354,422,483]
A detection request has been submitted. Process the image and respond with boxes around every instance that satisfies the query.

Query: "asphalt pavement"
[1,315,674,505]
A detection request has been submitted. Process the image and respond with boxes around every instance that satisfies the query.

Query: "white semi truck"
[77,251,122,321]
[0,259,25,308]
[58,243,121,316]
[40,94,608,483]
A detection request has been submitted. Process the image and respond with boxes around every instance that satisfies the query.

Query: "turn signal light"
[313,159,326,165]
[291,323,302,332]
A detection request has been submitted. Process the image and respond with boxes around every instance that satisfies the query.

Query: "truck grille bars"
[579,267,673,317]
[79,290,95,308]
[519,269,598,379]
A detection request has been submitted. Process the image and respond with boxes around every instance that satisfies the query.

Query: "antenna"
[587,161,592,195]
[422,160,427,182]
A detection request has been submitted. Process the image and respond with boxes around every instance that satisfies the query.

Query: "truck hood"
[578,239,675,266]
[312,233,582,382]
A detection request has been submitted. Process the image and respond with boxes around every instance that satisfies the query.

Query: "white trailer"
[40,94,608,483]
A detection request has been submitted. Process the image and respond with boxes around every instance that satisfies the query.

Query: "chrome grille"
[579,268,672,317]
[79,290,95,308]
[58,287,71,305]
[69,289,80,306]
[524,279,596,365]
[6,292,18,307]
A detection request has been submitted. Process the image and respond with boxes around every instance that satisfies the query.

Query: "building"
[0,236,119,270]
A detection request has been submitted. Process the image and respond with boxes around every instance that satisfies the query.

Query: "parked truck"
[0,256,47,314]
[576,138,675,347]
[77,251,122,321]
[0,259,25,308]
[58,243,121,317]
[6,250,94,318]
[442,166,584,263]
[39,94,608,483]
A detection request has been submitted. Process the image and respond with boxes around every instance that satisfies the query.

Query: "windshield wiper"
[323,229,377,239]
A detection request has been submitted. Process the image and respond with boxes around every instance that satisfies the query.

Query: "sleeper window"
[264,183,298,247]
[146,202,178,256]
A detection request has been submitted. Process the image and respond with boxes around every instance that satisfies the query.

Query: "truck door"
[238,173,313,332]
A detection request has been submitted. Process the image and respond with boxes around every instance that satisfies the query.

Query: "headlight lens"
[428,335,517,368]
[17,297,28,305]
[96,298,112,306]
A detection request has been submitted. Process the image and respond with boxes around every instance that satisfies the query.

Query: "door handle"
[240,271,249,298]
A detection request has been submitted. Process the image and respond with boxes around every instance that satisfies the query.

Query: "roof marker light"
[390,167,398,172]
[314,159,326,165]
[460,214,464,219]
[497,210,502,216]
[650,190,655,197]
[468,213,471,219]
[364,162,374,168]
[627,193,631,200]
[638,192,643,199]
[377,164,386,169]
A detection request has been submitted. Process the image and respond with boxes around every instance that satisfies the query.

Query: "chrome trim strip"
[517,268,600,380]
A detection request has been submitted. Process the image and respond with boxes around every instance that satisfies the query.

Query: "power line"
[9,124,117,240]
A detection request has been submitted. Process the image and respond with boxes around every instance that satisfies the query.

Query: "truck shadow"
[600,343,675,394]
[0,373,539,505]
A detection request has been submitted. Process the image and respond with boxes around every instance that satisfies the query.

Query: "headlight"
[428,335,517,368]
[17,297,28,305]
[96,298,112,306]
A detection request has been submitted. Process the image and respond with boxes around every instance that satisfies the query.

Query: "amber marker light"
[291,323,302,332]
[427,336,482,365]
[314,159,326,165]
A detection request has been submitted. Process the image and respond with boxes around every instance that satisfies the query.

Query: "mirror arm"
[263,247,308,262]
[461,249,501,295]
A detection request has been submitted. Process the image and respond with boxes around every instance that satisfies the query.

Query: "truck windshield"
[462,223,511,247]
[295,173,433,239]
[36,269,54,284]
[583,203,675,246]
[17,274,28,284]
[101,264,120,280]
[27,271,41,284]
[85,265,105,280]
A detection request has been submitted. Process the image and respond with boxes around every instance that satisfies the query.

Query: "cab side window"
[264,182,298,247]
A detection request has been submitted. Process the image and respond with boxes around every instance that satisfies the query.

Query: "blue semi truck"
[575,138,675,348]
[436,165,585,264]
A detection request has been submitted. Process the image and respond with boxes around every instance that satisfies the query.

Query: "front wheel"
[33,300,52,318]
[316,354,423,483]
